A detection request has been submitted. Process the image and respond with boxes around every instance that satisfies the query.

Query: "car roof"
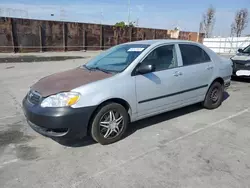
[123,39,199,46]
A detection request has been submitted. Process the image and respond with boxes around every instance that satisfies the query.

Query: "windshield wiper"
[83,65,118,74]
[92,67,112,74]
[82,64,91,70]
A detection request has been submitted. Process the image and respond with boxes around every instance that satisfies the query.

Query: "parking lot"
[0,52,250,188]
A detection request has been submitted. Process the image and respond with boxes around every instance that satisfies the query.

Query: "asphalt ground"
[0,51,250,188]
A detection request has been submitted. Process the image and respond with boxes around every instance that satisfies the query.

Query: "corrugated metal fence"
[0,17,204,53]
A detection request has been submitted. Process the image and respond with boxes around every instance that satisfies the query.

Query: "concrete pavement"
[0,52,250,188]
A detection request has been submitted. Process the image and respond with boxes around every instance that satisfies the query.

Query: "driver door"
[135,44,184,118]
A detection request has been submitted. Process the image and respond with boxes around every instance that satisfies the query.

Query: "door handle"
[173,71,179,76]
[173,71,183,76]
[207,66,214,70]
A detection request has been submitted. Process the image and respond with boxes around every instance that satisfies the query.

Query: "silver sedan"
[22,39,233,145]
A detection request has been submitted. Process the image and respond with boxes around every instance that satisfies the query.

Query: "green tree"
[115,21,126,28]
[128,22,135,27]
[115,21,135,28]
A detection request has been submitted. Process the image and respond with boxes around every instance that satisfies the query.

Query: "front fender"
[71,75,137,116]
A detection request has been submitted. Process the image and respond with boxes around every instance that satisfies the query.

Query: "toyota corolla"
[22,40,232,145]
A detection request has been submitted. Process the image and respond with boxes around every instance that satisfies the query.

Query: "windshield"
[84,44,150,73]
[243,45,250,53]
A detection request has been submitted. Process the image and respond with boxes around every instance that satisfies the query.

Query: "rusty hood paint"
[31,67,112,97]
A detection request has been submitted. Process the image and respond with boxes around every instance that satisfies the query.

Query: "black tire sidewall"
[203,82,224,109]
[91,103,129,145]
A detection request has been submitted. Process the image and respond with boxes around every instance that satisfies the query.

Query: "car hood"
[31,67,112,97]
[231,53,250,61]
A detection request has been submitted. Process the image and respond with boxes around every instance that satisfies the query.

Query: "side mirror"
[136,63,155,74]
[238,48,244,53]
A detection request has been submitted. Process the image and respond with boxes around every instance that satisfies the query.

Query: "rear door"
[177,43,215,102]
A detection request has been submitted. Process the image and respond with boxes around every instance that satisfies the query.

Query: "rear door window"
[179,44,211,66]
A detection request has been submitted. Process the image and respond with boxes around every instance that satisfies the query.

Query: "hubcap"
[99,110,124,139]
[210,87,219,103]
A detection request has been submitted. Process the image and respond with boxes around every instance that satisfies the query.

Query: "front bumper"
[22,95,96,139]
[232,70,250,77]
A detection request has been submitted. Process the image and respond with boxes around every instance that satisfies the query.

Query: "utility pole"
[60,7,66,21]
[128,0,131,25]
[100,9,104,24]
[136,18,139,26]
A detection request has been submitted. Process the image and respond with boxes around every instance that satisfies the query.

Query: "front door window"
[141,44,178,71]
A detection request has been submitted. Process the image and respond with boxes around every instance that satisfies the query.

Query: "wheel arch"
[203,77,224,101]
[202,77,225,109]
[210,77,224,87]
[87,98,132,135]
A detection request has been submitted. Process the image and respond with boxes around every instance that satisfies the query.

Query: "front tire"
[202,82,224,109]
[90,102,129,145]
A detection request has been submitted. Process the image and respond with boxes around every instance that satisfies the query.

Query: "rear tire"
[90,102,129,145]
[202,82,224,109]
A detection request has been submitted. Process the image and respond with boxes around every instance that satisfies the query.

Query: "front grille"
[232,60,250,71]
[27,90,42,105]
[236,63,249,70]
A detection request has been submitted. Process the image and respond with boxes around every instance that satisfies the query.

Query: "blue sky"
[0,0,250,36]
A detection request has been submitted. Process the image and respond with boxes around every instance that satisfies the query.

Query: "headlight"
[41,92,80,108]
[245,63,250,66]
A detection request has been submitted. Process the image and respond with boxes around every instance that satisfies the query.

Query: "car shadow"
[54,104,203,148]
[223,91,230,101]
[55,92,230,148]
[125,91,230,139]
[52,136,96,147]
[124,103,203,139]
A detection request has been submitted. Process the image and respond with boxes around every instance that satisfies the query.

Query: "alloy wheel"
[210,87,220,103]
[99,110,124,139]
